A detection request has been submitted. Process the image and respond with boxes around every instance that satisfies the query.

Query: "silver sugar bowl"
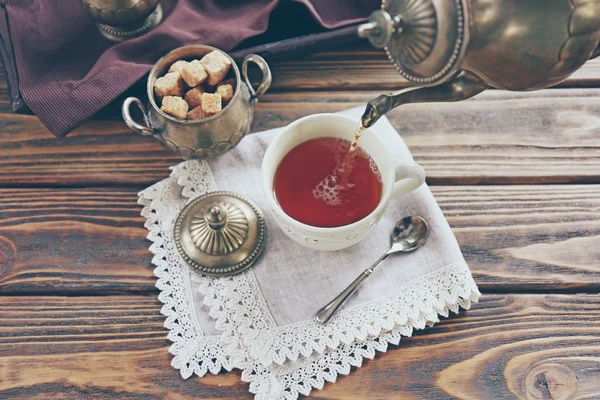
[81,0,163,42]
[122,45,272,159]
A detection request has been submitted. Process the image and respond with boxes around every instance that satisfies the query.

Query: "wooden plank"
[0,62,12,113]
[1,44,600,117]
[0,294,599,399]
[0,42,599,116]
[261,89,600,184]
[265,46,406,91]
[0,115,173,187]
[435,185,600,292]
[0,188,153,294]
[392,89,600,185]
[267,46,600,91]
[0,185,598,294]
[2,44,600,103]
[1,89,600,187]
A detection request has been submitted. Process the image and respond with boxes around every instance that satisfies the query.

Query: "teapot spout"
[361,94,392,129]
[361,72,489,129]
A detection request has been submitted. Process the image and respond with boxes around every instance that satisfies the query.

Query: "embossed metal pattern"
[96,5,162,42]
[81,0,162,41]
[157,116,253,160]
[462,0,600,90]
[82,0,160,25]
[174,191,266,277]
[540,0,600,85]
[388,0,437,65]
[190,202,248,256]
[378,0,467,85]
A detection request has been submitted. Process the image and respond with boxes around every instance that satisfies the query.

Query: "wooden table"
[1,44,600,399]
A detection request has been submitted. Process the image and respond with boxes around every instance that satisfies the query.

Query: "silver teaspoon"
[315,216,429,324]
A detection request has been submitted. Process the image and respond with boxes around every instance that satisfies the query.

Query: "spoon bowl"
[390,216,428,254]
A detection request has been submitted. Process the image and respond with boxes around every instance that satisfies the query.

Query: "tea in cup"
[274,136,383,228]
[262,113,425,251]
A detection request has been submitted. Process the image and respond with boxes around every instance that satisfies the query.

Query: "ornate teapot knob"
[358,10,401,49]
[358,0,468,86]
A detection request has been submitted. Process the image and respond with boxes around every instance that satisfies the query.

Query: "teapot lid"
[359,0,469,85]
[174,191,266,277]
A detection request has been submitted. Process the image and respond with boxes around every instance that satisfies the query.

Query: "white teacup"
[261,113,425,251]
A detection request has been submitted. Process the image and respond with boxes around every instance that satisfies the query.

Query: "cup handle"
[122,97,155,136]
[242,54,272,100]
[392,163,425,198]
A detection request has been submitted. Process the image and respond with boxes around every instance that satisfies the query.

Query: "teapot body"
[463,0,600,90]
[360,0,600,91]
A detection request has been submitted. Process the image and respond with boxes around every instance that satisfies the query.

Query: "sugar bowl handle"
[122,97,155,136]
[242,54,272,100]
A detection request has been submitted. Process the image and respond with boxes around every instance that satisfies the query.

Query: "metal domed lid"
[359,0,468,85]
[174,191,266,277]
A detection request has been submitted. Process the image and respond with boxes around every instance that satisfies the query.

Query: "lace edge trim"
[138,181,233,379]
[199,262,480,367]
[200,272,479,399]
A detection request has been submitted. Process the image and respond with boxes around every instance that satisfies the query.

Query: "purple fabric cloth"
[5,0,375,138]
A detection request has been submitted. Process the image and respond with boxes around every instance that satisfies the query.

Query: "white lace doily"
[138,110,481,399]
[139,175,231,378]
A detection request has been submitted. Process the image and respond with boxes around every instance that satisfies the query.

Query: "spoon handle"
[315,253,389,324]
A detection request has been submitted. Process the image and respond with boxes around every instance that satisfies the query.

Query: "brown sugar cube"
[168,60,189,74]
[186,105,205,120]
[181,60,208,87]
[161,96,188,120]
[154,72,184,99]
[212,79,234,95]
[184,86,205,109]
[201,92,222,116]
[200,51,232,85]
[215,83,234,104]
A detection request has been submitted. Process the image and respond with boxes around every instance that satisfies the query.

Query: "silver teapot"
[358,0,600,127]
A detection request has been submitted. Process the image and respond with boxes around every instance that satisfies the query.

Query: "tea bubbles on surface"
[313,124,375,207]
[273,136,382,228]
[312,139,353,207]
